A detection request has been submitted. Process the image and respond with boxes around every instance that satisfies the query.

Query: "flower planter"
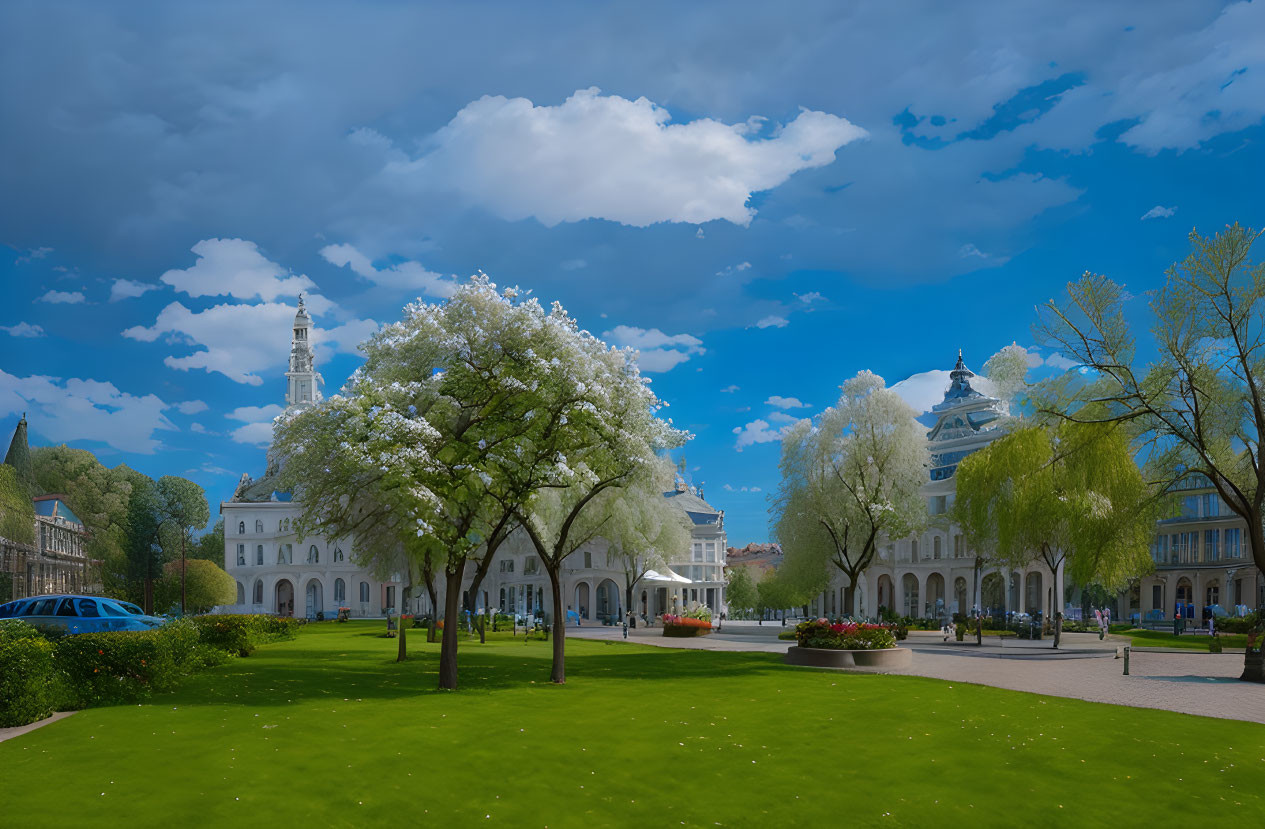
[663,624,712,638]
[784,645,912,669]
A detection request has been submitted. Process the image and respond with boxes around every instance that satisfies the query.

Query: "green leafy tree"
[772,371,929,616]
[724,565,758,618]
[192,519,225,563]
[954,421,1158,646]
[155,559,236,614]
[154,476,210,615]
[120,467,163,610]
[30,445,135,590]
[0,464,35,547]
[1036,224,1265,643]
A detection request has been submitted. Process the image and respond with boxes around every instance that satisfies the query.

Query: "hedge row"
[0,613,301,728]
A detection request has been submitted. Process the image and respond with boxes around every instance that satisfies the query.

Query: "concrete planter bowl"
[784,645,912,669]
[663,624,713,638]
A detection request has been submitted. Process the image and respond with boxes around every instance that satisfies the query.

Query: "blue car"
[0,594,167,634]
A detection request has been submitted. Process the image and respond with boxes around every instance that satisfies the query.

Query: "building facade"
[1133,476,1262,622]
[809,353,1054,621]
[1,416,93,601]
[221,300,727,620]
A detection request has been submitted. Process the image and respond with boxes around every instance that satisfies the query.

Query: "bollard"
[623,621,628,640]
[1123,646,1130,676]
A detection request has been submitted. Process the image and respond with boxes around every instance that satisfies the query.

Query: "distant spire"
[4,413,34,497]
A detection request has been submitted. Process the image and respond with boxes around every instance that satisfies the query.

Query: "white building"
[222,299,726,621]
[810,352,1055,621]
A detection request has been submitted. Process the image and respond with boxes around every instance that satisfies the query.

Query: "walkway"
[568,623,1264,724]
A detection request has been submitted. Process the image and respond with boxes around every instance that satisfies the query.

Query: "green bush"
[54,619,223,708]
[0,620,58,727]
[188,614,300,657]
[1215,613,1258,635]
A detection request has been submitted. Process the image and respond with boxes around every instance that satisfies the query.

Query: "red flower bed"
[794,618,897,650]
[662,614,713,637]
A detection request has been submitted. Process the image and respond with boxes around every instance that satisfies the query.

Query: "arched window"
[255,519,264,533]
[359,582,369,603]
[238,521,246,535]
[277,544,292,565]
[334,546,344,562]
[253,580,263,604]
[933,536,942,559]
[255,545,264,566]
[308,545,319,564]
[236,582,245,604]
[335,579,346,603]
[236,544,245,566]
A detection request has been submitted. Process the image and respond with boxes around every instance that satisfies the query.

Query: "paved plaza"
[570,622,1263,724]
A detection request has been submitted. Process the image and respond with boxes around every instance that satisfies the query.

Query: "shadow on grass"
[155,628,790,710]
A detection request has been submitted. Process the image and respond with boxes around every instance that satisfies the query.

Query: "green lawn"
[3,622,1263,828]
[1125,628,1250,650]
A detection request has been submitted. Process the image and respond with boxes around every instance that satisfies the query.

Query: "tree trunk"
[424,571,439,643]
[625,581,635,626]
[438,562,466,690]
[397,586,410,663]
[547,564,566,684]
[842,581,856,618]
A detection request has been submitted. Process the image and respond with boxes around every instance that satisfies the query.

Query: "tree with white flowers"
[772,371,929,617]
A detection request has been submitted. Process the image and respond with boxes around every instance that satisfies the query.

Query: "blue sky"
[2,1,1263,544]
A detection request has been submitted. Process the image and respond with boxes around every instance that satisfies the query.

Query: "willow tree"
[1036,226,1265,659]
[954,421,1157,646]
[773,371,928,617]
[591,460,691,624]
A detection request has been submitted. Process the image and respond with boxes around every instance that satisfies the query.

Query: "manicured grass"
[1125,628,1249,650]
[3,622,1263,827]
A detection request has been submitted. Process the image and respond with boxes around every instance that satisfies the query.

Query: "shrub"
[793,618,897,650]
[1216,613,1259,635]
[682,607,713,623]
[54,619,222,708]
[188,614,299,657]
[777,630,797,641]
[0,620,58,727]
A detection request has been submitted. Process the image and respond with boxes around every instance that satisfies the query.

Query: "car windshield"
[118,601,145,616]
[25,598,56,616]
[98,601,130,617]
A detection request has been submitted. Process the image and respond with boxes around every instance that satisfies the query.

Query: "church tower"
[285,296,321,410]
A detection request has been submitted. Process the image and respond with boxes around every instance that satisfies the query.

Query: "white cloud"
[109,278,160,301]
[379,87,868,227]
[161,238,332,312]
[0,369,175,453]
[319,243,459,298]
[174,400,208,415]
[716,261,752,277]
[753,315,788,329]
[721,385,740,393]
[796,292,826,304]
[766,411,800,424]
[1044,352,1079,371]
[1141,205,1177,221]
[890,369,953,415]
[189,422,209,434]
[226,404,286,446]
[732,418,793,451]
[765,395,808,409]
[722,483,762,493]
[602,325,705,373]
[0,322,45,338]
[123,300,377,385]
[958,244,991,260]
[38,290,85,304]
[15,246,53,265]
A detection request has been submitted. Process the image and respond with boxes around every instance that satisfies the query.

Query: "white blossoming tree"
[772,371,929,617]
[510,304,688,684]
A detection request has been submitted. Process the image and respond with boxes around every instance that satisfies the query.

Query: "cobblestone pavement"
[568,624,1263,723]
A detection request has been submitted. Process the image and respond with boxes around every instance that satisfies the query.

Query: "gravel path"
[568,624,1263,723]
